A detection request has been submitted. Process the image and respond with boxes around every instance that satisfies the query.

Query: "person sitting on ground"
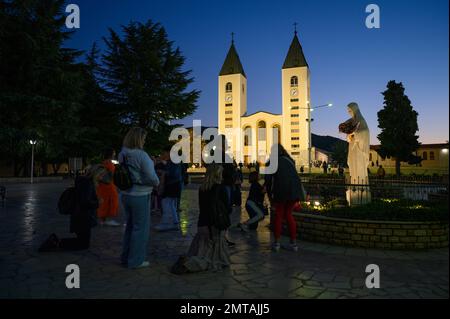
[237,171,266,232]
[39,165,101,252]
[170,164,230,274]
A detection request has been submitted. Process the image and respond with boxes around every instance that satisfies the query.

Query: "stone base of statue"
[345,173,371,206]
[346,187,371,206]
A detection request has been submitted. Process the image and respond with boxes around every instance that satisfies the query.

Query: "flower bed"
[292,200,448,249]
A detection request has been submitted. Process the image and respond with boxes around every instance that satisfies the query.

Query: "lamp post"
[29,140,37,184]
[302,103,333,174]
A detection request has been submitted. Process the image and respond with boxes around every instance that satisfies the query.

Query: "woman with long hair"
[171,164,230,274]
[118,127,159,269]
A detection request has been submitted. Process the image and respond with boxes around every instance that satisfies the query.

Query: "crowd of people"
[39,127,305,273]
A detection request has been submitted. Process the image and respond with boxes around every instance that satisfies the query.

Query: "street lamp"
[29,140,37,184]
[302,103,333,174]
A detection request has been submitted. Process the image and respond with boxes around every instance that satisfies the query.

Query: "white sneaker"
[288,243,299,252]
[133,261,150,269]
[104,220,121,226]
[272,242,281,252]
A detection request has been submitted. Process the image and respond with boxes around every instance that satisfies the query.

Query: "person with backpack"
[39,165,101,252]
[237,171,265,232]
[269,144,305,252]
[170,164,230,274]
[97,148,120,226]
[154,146,182,231]
[118,127,159,269]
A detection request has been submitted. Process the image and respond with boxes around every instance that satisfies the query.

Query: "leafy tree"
[100,20,200,152]
[377,81,420,176]
[0,0,85,176]
[331,141,348,168]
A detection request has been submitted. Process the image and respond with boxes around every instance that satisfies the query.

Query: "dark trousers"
[60,229,91,251]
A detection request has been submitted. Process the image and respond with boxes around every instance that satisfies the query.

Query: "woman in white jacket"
[119,127,159,268]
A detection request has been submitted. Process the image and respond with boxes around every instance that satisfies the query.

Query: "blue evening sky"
[66,0,449,144]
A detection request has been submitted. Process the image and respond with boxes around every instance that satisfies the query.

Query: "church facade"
[218,32,311,167]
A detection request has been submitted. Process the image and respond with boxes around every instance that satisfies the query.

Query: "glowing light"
[381,198,399,203]
[442,148,449,154]
[314,201,320,207]
[327,103,333,107]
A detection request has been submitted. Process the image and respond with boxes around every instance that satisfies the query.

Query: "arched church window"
[226,82,232,93]
[430,151,435,160]
[258,121,266,141]
[244,126,252,146]
[272,124,281,144]
[290,76,298,87]
[422,152,428,160]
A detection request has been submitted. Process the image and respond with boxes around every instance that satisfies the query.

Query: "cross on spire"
[294,22,298,35]
[231,32,235,44]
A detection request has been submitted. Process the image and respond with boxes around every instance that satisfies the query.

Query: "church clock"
[225,94,233,102]
[290,88,298,97]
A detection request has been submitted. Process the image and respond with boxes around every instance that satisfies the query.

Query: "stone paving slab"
[0,182,448,299]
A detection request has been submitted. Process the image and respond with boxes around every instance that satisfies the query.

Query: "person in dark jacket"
[39,166,100,252]
[237,171,265,231]
[269,144,305,252]
[232,161,243,207]
[170,164,230,274]
[154,146,182,231]
[211,134,237,247]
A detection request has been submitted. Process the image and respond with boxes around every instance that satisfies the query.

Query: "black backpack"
[58,187,78,215]
[210,186,231,231]
[113,157,133,191]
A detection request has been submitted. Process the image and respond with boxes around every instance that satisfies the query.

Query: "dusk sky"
[66,0,449,144]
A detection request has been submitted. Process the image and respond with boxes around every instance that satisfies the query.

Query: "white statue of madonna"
[340,102,371,205]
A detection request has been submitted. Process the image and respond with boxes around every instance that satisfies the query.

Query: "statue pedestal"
[346,187,371,206]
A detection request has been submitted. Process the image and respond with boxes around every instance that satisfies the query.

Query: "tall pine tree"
[0,0,85,175]
[377,80,420,176]
[100,20,200,153]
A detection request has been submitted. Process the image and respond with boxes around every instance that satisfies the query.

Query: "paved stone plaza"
[0,181,448,299]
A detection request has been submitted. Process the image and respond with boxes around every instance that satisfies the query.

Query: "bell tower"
[218,35,247,159]
[281,29,310,167]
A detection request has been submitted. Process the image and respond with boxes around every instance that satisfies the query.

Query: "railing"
[302,176,449,202]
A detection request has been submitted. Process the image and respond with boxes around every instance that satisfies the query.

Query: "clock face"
[225,94,233,102]
[290,88,298,97]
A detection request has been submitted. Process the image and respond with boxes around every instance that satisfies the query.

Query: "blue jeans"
[121,194,151,268]
[156,197,179,230]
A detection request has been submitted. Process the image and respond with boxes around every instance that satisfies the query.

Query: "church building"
[217,31,311,167]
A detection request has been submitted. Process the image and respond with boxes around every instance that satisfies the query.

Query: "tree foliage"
[0,1,199,176]
[377,80,420,176]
